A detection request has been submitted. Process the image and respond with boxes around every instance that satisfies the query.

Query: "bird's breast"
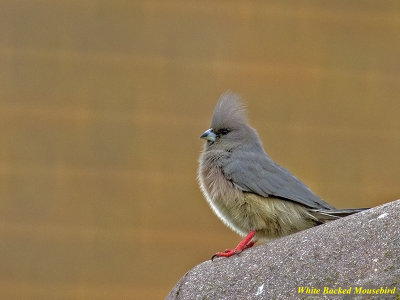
[198,154,247,236]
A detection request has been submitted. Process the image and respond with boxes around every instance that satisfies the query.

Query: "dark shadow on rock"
[167,200,400,299]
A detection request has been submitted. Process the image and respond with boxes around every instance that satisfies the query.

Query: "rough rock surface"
[167,200,400,299]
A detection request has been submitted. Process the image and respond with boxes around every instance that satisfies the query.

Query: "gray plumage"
[198,91,366,243]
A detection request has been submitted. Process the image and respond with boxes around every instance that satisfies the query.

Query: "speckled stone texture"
[167,200,400,300]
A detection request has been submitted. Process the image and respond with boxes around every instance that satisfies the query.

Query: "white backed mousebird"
[198,91,367,259]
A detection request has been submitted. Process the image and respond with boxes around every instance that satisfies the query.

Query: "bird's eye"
[218,128,231,135]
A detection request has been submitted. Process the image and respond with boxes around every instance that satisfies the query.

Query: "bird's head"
[200,91,261,151]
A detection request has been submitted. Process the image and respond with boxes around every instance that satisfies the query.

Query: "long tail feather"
[311,207,369,222]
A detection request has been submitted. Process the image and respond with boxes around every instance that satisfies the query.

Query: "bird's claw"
[210,231,256,261]
[211,249,238,261]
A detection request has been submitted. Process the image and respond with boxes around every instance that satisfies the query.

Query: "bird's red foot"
[211,249,236,260]
[211,230,256,260]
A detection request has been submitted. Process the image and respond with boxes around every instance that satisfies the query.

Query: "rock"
[166,200,400,299]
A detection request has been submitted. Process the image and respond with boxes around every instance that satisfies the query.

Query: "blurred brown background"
[1,1,400,299]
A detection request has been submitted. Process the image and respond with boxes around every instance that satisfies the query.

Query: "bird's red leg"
[243,241,255,249]
[212,230,256,260]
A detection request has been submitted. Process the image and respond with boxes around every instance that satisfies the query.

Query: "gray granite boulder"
[167,200,400,299]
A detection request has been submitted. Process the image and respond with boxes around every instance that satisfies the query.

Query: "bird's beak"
[200,128,216,142]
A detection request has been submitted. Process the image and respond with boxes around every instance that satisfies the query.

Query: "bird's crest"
[211,91,247,129]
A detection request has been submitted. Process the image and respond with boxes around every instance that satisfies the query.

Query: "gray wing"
[223,148,334,210]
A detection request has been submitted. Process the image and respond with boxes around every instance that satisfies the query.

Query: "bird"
[198,91,367,259]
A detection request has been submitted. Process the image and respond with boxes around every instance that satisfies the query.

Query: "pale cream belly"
[206,190,317,241]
